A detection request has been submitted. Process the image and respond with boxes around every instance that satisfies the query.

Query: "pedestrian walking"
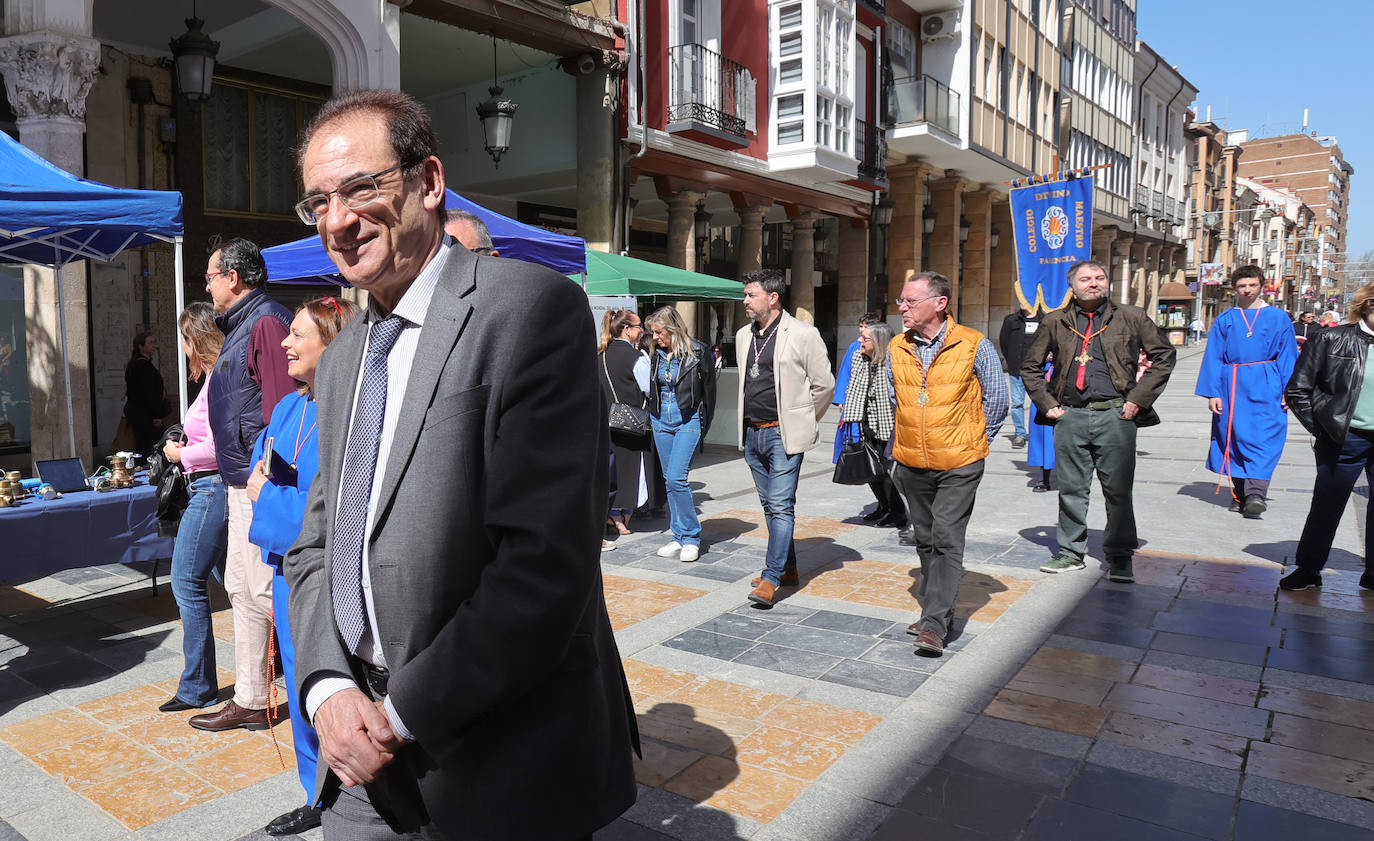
[840,320,906,528]
[887,272,1007,655]
[736,269,835,607]
[1282,282,1374,592]
[999,304,1042,448]
[1027,359,1055,491]
[832,311,880,474]
[645,305,716,563]
[1021,260,1176,583]
[1195,266,1296,518]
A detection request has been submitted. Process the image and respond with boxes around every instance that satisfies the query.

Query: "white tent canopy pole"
[175,236,187,417]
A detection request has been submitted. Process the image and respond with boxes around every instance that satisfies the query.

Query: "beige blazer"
[735,310,836,454]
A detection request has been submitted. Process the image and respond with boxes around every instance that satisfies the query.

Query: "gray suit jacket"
[285,244,637,840]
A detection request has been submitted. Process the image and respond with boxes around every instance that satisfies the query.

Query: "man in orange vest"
[889,271,1008,656]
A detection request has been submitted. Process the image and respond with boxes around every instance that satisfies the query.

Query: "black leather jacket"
[1286,323,1374,444]
[647,339,717,434]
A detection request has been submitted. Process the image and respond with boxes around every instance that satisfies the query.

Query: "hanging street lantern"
[475,34,518,167]
[168,5,219,103]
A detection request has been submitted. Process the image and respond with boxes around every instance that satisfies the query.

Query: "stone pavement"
[1,341,1371,841]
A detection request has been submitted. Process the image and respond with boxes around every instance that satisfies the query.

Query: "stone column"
[987,197,1018,326]
[1092,225,1118,273]
[1144,242,1162,314]
[732,203,768,331]
[836,217,869,366]
[927,174,966,317]
[576,69,616,253]
[663,190,702,335]
[789,212,817,324]
[1111,237,1133,306]
[886,161,932,309]
[961,189,994,335]
[1130,241,1149,308]
[0,30,101,462]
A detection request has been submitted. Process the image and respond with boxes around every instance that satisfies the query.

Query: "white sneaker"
[601,540,617,552]
[656,541,682,557]
[679,544,699,562]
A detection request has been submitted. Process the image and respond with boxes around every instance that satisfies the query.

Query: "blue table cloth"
[0,475,173,583]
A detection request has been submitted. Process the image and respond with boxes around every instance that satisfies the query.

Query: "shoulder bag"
[832,423,883,485]
[603,354,650,437]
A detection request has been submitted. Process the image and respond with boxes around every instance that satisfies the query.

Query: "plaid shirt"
[888,321,1010,443]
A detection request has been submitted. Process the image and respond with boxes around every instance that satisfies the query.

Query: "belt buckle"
[363,664,389,697]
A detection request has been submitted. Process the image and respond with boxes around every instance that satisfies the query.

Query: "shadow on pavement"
[1245,540,1362,570]
[608,701,747,841]
[1176,481,1236,508]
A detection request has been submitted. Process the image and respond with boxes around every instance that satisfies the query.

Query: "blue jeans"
[1008,373,1027,437]
[743,425,803,585]
[171,474,228,706]
[652,396,702,546]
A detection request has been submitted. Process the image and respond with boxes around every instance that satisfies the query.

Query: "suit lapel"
[374,246,477,521]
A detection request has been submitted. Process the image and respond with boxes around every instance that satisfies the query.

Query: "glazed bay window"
[203,81,322,217]
[770,0,856,160]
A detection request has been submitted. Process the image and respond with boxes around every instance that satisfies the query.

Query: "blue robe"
[1027,363,1055,470]
[1194,305,1297,480]
[247,390,321,804]
[832,339,862,462]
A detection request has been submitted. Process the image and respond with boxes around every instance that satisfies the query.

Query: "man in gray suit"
[284,89,637,840]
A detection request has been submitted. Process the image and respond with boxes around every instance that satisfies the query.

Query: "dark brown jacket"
[1019,299,1177,427]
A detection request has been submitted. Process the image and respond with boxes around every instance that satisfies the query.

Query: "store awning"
[579,250,745,301]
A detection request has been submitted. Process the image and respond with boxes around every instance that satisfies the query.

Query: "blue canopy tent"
[0,130,184,457]
[263,188,585,283]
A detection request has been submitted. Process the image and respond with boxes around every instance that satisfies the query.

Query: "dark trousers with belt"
[1053,405,1138,563]
[891,459,985,639]
[1296,428,1374,572]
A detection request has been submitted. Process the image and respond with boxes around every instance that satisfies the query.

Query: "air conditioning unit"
[920,10,961,41]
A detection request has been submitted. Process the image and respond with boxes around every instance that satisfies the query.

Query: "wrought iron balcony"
[855,119,888,184]
[1134,184,1151,209]
[890,75,959,136]
[668,43,751,140]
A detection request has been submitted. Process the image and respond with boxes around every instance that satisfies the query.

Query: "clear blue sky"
[1138,0,1372,265]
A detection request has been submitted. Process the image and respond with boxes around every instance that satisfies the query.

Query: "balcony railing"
[890,74,959,136]
[1134,184,1151,209]
[668,43,750,139]
[855,119,888,183]
[858,0,886,14]
[1165,196,1183,223]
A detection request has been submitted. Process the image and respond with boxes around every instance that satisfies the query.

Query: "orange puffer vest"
[889,318,989,471]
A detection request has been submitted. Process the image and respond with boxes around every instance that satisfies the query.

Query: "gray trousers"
[891,459,985,639]
[1053,407,1138,563]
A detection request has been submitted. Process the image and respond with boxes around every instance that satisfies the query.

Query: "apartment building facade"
[884,0,1062,341]
[1237,131,1355,298]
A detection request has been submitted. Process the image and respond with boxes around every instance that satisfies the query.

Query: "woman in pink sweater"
[157,303,230,713]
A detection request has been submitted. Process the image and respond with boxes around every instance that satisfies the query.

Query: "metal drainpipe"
[622,0,649,255]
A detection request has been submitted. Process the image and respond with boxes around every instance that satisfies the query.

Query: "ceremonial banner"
[1199,263,1225,285]
[1009,176,1094,313]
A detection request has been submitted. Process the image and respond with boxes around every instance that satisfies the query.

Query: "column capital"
[737,205,769,228]
[664,190,704,211]
[787,210,820,231]
[0,31,100,122]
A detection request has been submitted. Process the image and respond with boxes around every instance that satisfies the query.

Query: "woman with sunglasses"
[245,296,360,837]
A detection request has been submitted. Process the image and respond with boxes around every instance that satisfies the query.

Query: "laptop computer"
[35,457,90,493]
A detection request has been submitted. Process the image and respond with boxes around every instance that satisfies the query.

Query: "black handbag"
[603,355,650,437]
[832,426,884,485]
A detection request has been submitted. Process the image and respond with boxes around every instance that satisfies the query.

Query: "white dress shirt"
[304,236,452,740]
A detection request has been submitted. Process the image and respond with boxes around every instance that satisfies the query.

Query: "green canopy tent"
[577,249,745,301]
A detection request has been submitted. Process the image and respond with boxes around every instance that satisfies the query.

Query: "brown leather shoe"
[188,700,270,732]
[748,580,778,607]
[914,628,944,655]
[750,571,800,588]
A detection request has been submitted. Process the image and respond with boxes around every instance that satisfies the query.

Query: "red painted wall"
[720,0,770,161]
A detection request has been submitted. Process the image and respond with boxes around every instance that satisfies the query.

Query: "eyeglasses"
[470,246,494,256]
[894,294,944,308]
[294,163,407,225]
[204,269,229,284]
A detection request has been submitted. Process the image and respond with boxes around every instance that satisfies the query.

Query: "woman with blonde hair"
[158,302,228,713]
[645,306,716,561]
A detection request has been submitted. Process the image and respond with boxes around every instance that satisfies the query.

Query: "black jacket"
[648,339,717,434]
[1286,323,1374,444]
[1020,299,1177,428]
[998,310,1042,372]
[147,424,189,538]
